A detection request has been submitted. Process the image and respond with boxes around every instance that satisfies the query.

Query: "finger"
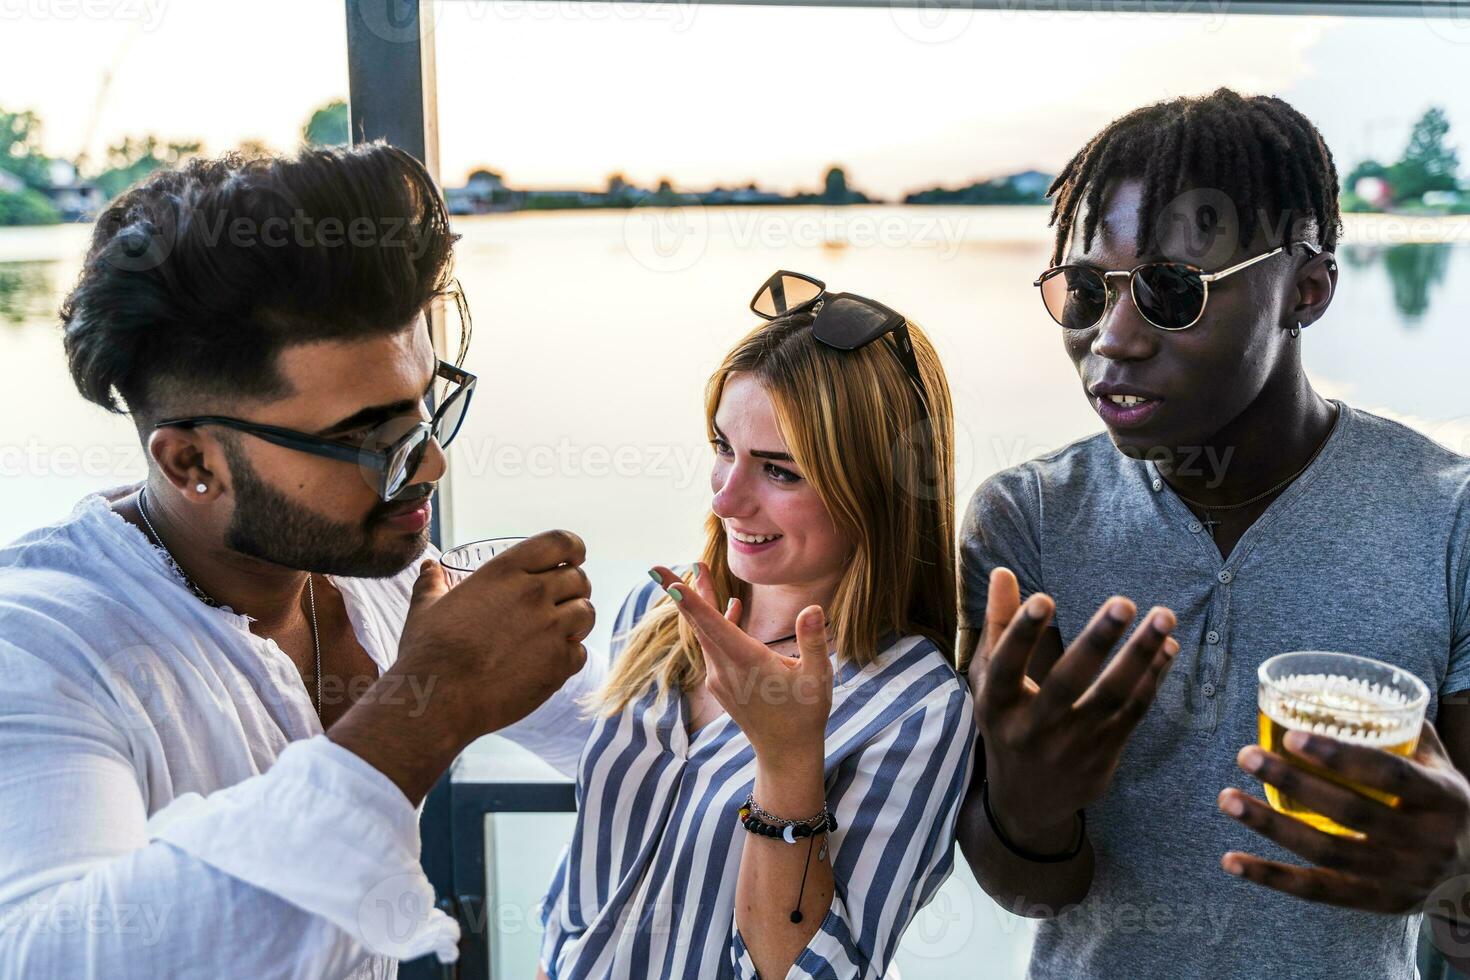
[981,567,1022,659]
[1237,745,1417,838]
[555,597,597,643]
[724,596,742,625]
[654,565,762,667]
[1414,719,1451,766]
[795,606,833,679]
[409,558,448,613]
[691,561,719,608]
[982,592,1055,710]
[569,642,587,672]
[1098,634,1181,738]
[1034,596,1136,718]
[539,564,592,605]
[508,529,587,572]
[1280,730,1444,811]
[1217,788,1426,882]
[1073,606,1176,719]
[1220,852,1422,914]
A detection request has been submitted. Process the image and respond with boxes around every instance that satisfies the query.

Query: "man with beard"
[0,144,595,977]
[955,90,1470,979]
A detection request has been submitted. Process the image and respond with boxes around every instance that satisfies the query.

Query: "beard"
[220,438,431,579]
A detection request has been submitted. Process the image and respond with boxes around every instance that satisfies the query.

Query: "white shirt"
[0,486,460,979]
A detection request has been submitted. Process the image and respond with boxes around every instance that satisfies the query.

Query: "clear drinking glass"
[439,536,527,586]
[1257,650,1429,838]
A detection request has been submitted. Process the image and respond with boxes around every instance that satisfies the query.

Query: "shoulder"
[0,502,166,730]
[0,494,155,670]
[1336,403,1470,498]
[962,431,1131,525]
[841,633,972,723]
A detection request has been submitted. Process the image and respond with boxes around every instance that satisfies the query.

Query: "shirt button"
[1217,570,1233,584]
[1206,629,1221,644]
[1202,682,1217,698]
[1188,520,1203,533]
[1152,479,1163,492]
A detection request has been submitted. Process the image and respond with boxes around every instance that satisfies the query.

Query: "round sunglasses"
[1034,241,1321,332]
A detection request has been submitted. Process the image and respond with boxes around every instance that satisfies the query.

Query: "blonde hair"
[592,310,956,716]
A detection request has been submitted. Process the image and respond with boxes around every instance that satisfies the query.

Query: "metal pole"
[344,6,461,979]
[345,0,454,552]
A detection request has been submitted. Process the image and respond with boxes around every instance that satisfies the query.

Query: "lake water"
[2,205,1467,977]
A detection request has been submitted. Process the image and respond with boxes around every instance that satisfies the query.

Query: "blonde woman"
[508,271,974,979]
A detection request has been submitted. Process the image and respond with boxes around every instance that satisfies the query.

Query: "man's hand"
[1220,720,1470,915]
[976,567,1179,850]
[330,529,595,803]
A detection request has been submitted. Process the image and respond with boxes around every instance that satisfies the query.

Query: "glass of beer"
[439,536,526,587]
[1257,651,1428,838]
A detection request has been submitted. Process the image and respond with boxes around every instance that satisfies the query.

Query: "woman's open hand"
[651,563,832,761]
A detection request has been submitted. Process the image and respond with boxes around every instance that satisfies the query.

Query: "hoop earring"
[1289,323,1302,338]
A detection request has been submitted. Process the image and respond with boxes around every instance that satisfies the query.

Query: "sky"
[2,0,1468,198]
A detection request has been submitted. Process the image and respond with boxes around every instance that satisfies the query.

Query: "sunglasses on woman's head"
[1034,240,1322,332]
[749,270,929,411]
[153,359,477,502]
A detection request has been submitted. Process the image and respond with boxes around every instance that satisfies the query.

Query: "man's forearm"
[328,662,469,806]
[956,778,1094,917]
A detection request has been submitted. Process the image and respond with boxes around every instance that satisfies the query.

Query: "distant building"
[445,170,522,214]
[36,160,105,221]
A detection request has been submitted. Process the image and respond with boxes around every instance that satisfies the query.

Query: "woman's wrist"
[753,746,827,818]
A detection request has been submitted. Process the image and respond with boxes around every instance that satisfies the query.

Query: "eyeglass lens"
[1041,264,1207,330]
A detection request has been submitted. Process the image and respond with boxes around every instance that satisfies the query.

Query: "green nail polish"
[667,586,684,602]
[648,569,662,585]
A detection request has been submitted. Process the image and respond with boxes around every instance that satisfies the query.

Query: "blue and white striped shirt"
[526,574,975,980]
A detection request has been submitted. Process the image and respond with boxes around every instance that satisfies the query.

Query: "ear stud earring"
[196,483,208,494]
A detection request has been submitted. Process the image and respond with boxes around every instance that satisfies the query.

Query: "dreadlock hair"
[1045,88,1342,266]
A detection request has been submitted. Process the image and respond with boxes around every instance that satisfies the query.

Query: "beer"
[1256,652,1428,838]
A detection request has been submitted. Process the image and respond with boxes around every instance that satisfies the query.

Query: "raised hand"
[651,563,831,759]
[975,567,1179,846]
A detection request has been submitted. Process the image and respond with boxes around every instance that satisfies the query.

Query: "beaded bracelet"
[736,794,839,923]
[738,795,838,842]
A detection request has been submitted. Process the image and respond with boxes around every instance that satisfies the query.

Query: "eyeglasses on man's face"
[154,358,477,502]
[1034,241,1322,332]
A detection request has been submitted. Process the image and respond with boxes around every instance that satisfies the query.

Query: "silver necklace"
[136,487,322,717]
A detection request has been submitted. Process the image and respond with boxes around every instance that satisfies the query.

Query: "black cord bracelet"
[980,778,1086,863]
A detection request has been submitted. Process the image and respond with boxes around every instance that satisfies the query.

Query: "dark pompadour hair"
[61,141,458,421]
[1045,88,1343,266]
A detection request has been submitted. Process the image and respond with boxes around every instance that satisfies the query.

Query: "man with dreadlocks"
[954,89,1470,978]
